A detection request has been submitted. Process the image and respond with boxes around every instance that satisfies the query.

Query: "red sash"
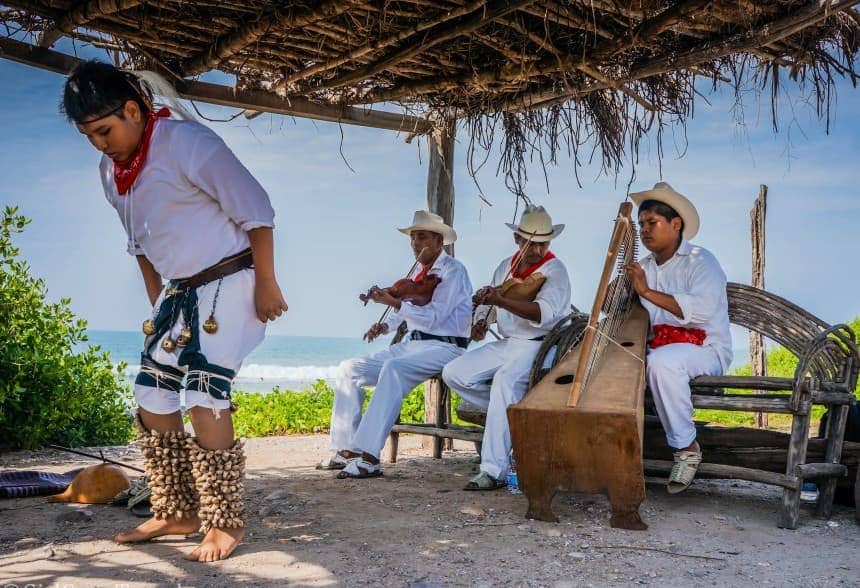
[511,251,555,279]
[114,107,170,195]
[650,324,707,349]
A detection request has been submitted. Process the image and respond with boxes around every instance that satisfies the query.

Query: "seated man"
[318,210,472,478]
[626,182,732,494]
[443,205,571,490]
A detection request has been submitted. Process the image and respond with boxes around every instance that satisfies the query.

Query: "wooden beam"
[0,36,433,135]
[750,185,768,429]
[38,0,142,48]
[183,0,364,76]
[314,0,539,91]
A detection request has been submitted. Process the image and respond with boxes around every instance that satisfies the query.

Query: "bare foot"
[115,515,200,543]
[185,526,245,562]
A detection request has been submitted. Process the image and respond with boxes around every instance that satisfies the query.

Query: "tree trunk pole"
[751,185,768,428]
[423,118,456,450]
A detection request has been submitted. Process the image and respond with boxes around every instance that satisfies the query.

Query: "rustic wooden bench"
[387,311,590,462]
[643,282,858,529]
[427,282,859,528]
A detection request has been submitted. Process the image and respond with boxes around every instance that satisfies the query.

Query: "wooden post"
[423,118,456,451]
[750,185,768,428]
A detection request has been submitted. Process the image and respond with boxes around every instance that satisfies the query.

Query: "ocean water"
[82,328,752,395]
[82,330,388,393]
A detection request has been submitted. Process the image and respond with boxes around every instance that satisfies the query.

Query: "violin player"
[318,210,473,478]
[443,205,571,490]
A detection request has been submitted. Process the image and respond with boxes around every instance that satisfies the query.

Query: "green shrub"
[232,379,430,438]
[0,206,133,449]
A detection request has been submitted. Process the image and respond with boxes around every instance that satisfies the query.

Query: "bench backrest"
[727,282,855,386]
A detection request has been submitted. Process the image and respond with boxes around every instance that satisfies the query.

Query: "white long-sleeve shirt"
[383,250,472,338]
[639,239,733,370]
[475,254,572,340]
[99,118,275,279]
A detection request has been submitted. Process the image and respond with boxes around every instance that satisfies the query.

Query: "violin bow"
[474,233,535,326]
[373,247,428,329]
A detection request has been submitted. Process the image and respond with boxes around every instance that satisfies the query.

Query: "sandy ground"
[0,434,858,587]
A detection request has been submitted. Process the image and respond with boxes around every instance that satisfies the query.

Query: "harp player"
[625,183,732,494]
[443,205,572,491]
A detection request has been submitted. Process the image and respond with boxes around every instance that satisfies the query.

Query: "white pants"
[442,338,545,480]
[330,338,465,458]
[135,268,266,415]
[647,343,723,449]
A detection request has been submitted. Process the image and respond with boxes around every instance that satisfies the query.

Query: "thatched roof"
[2,0,858,191]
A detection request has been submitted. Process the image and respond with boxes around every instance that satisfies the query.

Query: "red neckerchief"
[511,250,555,279]
[114,107,170,195]
[413,264,432,283]
[649,324,707,350]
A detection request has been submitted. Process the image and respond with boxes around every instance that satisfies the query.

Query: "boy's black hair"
[638,199,685,233]
[61,60,150,124]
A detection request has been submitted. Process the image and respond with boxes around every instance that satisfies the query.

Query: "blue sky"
[1,43,858,338]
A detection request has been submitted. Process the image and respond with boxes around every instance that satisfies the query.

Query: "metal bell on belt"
[202,315,219,334]
[176,327,192,347]
[142,319,156,336]
[161,337,177,353]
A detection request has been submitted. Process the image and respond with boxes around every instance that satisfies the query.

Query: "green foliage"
[232,379,429,438]
[0,206,133,449]
[695,316,860,429]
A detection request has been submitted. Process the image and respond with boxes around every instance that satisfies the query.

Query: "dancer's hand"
[255,277,288,322]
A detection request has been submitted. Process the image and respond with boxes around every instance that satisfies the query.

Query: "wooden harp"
[507,202,650,530]
[569,201,640,406]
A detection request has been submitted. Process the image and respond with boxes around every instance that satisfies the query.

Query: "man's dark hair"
[61,60,150,124]
[638,199,685,233]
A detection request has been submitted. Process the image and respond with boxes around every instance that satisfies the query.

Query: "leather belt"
[410,330,469,349]
[171,249,254,292]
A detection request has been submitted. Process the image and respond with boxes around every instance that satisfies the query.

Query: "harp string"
[568,204,638,406]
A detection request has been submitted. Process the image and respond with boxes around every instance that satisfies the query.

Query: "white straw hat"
[398,210,457,245]
[505,205,565,242]
[629,181,700,240]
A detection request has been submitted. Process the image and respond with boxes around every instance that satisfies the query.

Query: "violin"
[359,247,442,336]
[362,274,442,307]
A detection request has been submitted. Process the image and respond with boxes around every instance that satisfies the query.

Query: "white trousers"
[330,338,465,458]
[442,338,545,480]
[135,268,266,415]
[647,343,723,449]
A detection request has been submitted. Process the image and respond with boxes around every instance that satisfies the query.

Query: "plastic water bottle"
[800,482,819,503]
[507,451,522,494]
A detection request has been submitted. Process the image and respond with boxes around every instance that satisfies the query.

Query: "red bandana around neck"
[649,324,707,349]
[413,264,432,283]
[511,250,555,279]
[113,107,170,195]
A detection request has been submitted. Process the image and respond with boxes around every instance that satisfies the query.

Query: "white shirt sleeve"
[671,252,727,325]
[177,122,275,232]
[396,259,471,333]
[529,260,572,329]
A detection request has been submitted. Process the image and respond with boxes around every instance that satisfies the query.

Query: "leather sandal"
[336,458,382,479]
[667,449,702,494]
[463,471,506,491]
